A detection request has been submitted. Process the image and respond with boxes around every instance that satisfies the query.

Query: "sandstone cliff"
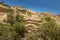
[0,3,60,40]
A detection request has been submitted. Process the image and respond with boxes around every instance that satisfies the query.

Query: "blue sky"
[1,0,60,14]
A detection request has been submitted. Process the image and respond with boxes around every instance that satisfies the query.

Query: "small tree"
[0,1,4,4]
[38,16,60,40]
[13,21,26,37]
[7,12,15,25]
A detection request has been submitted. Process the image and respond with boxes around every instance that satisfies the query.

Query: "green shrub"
[0,23,17,40]
[38,16,60,40]
[27,35,38,40]
[27,11,32,16]
[0,22,26,40]
[16,13,24,22]
[13,21,26,37]
[0,1,4,4]
[6,9,27,40]
[7,12,15,25]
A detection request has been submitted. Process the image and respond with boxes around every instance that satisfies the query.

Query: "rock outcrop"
[0,3,60,40]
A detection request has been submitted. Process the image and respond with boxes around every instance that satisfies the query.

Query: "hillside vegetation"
[0,3,60,40]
